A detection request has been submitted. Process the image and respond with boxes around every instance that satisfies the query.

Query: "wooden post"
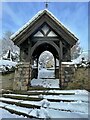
[27,38,32,87]
[36,57,38,79]
[59,40,63,88]
[55,57,56,78]
[67,47,71,61]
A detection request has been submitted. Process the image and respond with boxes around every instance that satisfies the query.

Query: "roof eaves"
[10,9,45,40]
[45,9,78,42]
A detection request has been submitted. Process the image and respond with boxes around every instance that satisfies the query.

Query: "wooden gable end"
[11,10,78,47]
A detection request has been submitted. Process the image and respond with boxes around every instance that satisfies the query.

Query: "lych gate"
[11,9,78,90]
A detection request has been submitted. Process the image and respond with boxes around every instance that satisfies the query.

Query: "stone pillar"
[13,62,31,91]
[61,64,65,87]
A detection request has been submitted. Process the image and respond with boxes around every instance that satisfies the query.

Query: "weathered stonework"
[61,64,75,88]
[13,62,31,91]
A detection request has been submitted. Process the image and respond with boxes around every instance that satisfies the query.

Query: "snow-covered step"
[0,102,35,118]
[2,93,88,102]
[21,99,88,113]
[3,91,75,96]
[27,91,75,95]
[0,97,41,109]
[0,102,88,118]
[42,94,88,102]
[3,89,86,95]
[2,94,43,101]
[0,97,88,113]
[29,107,88,118]
[0,108,25,119]
[2,93,77,102]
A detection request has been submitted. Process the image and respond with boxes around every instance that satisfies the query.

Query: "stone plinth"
[13,62,31,91]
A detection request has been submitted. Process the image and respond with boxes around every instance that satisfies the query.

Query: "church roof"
[10,9,78,45]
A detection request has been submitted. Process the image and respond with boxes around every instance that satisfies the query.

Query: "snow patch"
[31,78,59,88]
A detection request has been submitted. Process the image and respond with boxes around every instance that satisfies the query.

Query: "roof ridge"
[10,9,78,41]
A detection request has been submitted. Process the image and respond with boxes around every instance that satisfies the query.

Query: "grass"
[0,72,15,90]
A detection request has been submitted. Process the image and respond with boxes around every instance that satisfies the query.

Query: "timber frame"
[11,9,78,88]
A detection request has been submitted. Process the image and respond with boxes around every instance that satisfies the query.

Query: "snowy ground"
[38,68,55,79]
[0,89,89,119]
[31,68,59,88]
[31,78,59,88]
[0,59,17,67]
[0,59,17,72]
[0,108,25,119]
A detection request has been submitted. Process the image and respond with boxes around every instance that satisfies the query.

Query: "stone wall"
[0,72,15,90]
[66,67,90,90]
[61,64,75,88]
[60,64,89,90]
[13,62,31,91]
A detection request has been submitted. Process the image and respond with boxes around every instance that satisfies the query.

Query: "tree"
[39,51,54,68]
[71,42,82,60]
[0,31,20,61]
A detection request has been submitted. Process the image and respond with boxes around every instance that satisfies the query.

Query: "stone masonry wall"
[13,62,31,91]
[61,64,75,88]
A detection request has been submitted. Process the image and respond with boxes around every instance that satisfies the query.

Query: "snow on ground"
[38,68,55,79]
[0,59,17,72]
[0,89,89,119]
[27,89,88,95]
[29,107,88,118]
[0,59,17,66]
[0,108,25,118]
[2,90,88,102]
[31,78,59,88]
[0,101,88,118]
[32,68,59,88]
[42,94,88,102]
[21,99,88,113]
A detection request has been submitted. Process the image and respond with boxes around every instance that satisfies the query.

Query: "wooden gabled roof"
[10,9,78,46]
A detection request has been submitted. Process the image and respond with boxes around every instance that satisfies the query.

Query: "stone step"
[2,94,43,101]
[0,96,88,114]
[3,91,75,96]
[2,94,77,102]
[2,93,88,103]
[0,102,37,119]
[2,89,77,96]
[0,101,88,118]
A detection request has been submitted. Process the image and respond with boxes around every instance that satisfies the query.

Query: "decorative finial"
[45,2,48,9]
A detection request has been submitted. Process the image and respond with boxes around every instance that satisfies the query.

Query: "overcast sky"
[1,2,88,51]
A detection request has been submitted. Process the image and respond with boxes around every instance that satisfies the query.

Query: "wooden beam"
[32,37,59,41]
[59,40,63,60]
[31,40,59,56]
[44,15,77,46]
